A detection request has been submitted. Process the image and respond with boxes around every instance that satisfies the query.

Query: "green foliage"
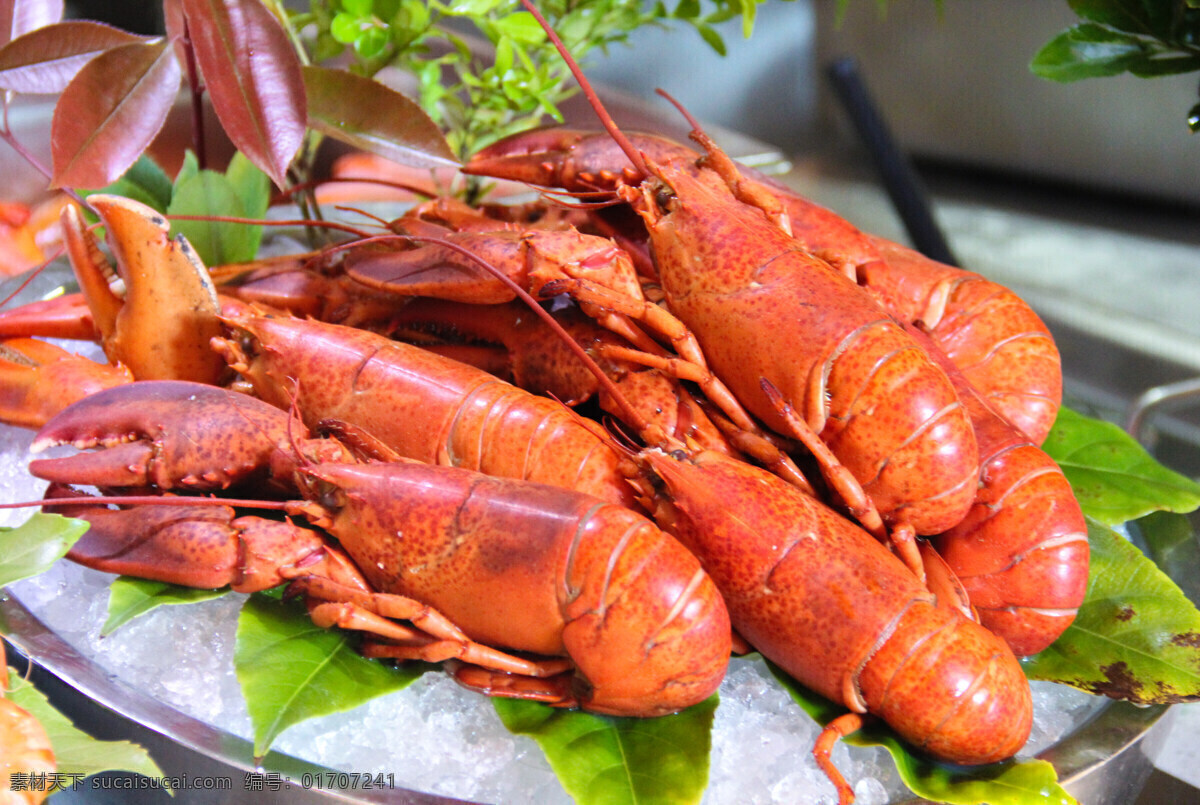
[1031,1,1200,130]
[767,657,1075,805]
[168,150,272,266]
[0,513,88,587]
[234,592,426,758]
[1042,407,1200,525]
[1022,518,1200,703]
[6,667,167,787]
[493,694,718,805]
[102,576,228,636]
[288,0,772,158]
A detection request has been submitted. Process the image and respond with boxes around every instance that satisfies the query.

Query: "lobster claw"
[26,380,338,493]
[43,485,370,594]
[60,194,227,384]
[0,338,132,429]
[464,127,694,191]
[464,127,594,187]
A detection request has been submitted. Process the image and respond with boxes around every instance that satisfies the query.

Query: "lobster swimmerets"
[24,380,733,718]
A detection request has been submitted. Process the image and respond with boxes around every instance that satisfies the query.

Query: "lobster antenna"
[0,495,290,511]
[380,233,654,438]
[518,0,649,179]
[167,213,375,240]
[655,88,704,133]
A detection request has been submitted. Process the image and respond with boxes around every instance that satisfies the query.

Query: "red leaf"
[0,21,146,93]
[303,65,458,169]
[162,0,188,74]
[181,0,305,189]
[0,0,62,48]
[50,39,182,189]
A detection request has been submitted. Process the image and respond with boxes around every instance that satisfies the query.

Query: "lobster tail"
[561,505,731,716]
[934,444,1089,656]
[636,447,1032,763]
[305,462,730,718]
[858,604,1032,764]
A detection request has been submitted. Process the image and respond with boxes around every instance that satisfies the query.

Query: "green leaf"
[1022,519,1200,704]
[101,576,228,636]
[1136,511,1200,607]
[302,64,458,168]
[1065,0,1153,31]
[225,149,271,218]
[329,11,361,43]
[174,149,200,187]
[1128,54,1200,77]
[692,22,726,57]
[493,695,717,805]
[766,662,1074,805]
[164,148,270,266]
[6,668,166,783]
[354,25,389,59]
[0,513,89,587]
[92,152,174,213]
[342,0,373,15]
[1041,407,1200,524]
[234,593,425,758]
[1030,25,1148,82]
[167,168,256,266]
[490,11,546,45]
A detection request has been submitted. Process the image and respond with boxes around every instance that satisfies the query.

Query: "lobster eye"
[654,187,675,210]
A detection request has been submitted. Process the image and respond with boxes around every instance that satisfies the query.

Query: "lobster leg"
[448,662,593,708]
[813,713,865,805]
[295,577,576,678]
[388,297,738,457]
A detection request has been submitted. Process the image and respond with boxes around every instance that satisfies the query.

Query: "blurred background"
[32,3,1200,800]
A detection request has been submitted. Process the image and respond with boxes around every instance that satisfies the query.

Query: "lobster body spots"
[304,462,732,717]
[643,448,1032,764]
[218,315,639,509]
[637,165,979,535]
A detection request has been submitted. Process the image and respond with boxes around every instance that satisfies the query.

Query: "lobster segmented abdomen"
[934,447,1089,656]
[310,462,731,717]
[561,499,732,715]
[858,602,1033,764]
[860,238,1062,444]
[639,447,1031,762]
[219,315,638,509]
[645,176,979,535]
[819,316,980,535]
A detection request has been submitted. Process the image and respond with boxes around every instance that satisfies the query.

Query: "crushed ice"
[1,411,1103,804]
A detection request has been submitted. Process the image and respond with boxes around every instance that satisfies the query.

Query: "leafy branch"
[1031,0,1200,130]
[291,0,768,159]
[0,0,771,202]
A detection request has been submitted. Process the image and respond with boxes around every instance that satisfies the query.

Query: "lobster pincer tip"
[25,380,307,494]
